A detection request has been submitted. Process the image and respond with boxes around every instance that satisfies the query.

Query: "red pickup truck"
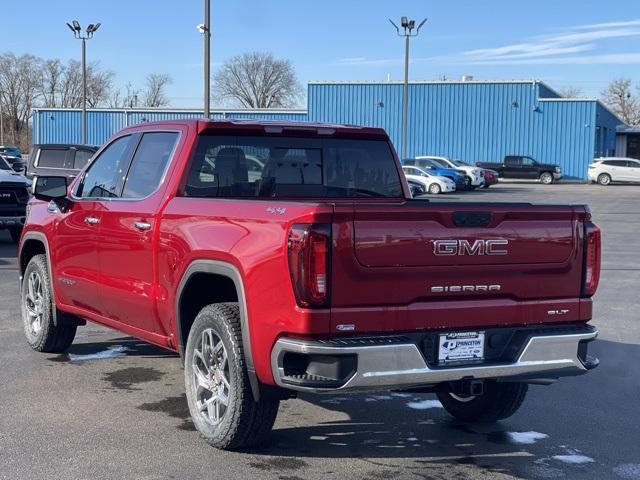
[19,119,601,450]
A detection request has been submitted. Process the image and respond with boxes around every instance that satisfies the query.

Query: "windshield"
[451,160,470,167]
[0,147,19,155]
[425,159,447,169]
[0,157,11,170]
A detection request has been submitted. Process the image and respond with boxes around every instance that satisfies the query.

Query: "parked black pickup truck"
[476,155,562,184]
[0,157,30,242]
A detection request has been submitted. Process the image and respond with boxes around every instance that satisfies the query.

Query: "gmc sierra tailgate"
[330,202,590,333]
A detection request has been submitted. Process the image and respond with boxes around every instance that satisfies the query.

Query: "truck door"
[96,130,181,334]
[521,157,539,179]
[627,160,640,182]
[502,156,521,178]
[54,135,135,314]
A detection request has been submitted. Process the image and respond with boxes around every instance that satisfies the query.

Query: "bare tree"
[601,78,640,125]
[40,58,64,107]
[142,73,172,107]
[108,82,140,108]
[0,52,42,146]
[86,64,114,108]
[40,59,114,109]
[214,52,303,108]
[558,86,583,98]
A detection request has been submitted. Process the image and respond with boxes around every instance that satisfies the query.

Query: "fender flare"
[18,231,61,326]
[175,259,260,401]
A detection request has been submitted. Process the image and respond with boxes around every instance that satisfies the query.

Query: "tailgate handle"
[452,211,492,228]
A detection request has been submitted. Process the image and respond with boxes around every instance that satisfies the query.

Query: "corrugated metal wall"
[308,81,621,179]
[33,81,622,179]
[32,109,308,146]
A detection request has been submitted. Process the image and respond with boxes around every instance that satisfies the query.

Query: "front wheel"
[22,254,76,352]
[184,303,280,450]
[436,381,528,423]
[539,172,553,184]
[428,183,441,194]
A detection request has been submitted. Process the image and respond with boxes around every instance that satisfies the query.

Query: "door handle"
[134,221,151,231]
[84,216,99,225]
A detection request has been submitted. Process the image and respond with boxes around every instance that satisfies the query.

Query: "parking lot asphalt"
[1,183,639,480]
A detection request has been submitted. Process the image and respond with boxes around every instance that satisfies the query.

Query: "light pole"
[389,16,427,159]
[199,0,212,119]
[66,20,101,145]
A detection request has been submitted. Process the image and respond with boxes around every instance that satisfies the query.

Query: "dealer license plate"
[438,331,485,364]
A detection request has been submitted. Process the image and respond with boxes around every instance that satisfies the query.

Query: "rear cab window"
[184,135,403,198]
[37,148,69,169]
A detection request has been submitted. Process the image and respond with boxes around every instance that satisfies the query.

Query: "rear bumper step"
[271,326,598,393]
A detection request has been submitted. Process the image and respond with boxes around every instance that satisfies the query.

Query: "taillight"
[582,222,601,296]
[288,224,331,307]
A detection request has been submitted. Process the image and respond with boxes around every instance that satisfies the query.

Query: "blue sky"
[3,0,640,107]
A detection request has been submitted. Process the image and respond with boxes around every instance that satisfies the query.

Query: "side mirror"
[12,163,24,173]
[34,176,68,202]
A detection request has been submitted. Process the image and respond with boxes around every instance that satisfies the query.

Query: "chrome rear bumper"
[271,328,597,393]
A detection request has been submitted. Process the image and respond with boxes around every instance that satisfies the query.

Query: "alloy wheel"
[25,271,45,336]
[192,328,231,426]
[429,183,441,194]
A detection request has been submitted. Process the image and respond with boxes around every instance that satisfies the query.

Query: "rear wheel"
[597,173,611,186]
[184,303,280,450]
[539,172,554,184]
[436,381,528,422]
[428,183,441,194]
[22,254,76,352]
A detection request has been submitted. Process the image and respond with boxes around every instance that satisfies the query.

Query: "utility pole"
[203,0,211,118]
[67,20,101,144]
[389,17,427,159]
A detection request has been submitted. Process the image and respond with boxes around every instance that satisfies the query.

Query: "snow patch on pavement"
[505,431,549,445]
[406,399,443,410]
[68,345,129,362]
[552,454,595,465]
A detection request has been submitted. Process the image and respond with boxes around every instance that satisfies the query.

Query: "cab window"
[76,136,132,198]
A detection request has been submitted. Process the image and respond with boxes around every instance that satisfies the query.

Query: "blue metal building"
[31,108,308,146]
[32,80,622,179]
[308,80,621,179]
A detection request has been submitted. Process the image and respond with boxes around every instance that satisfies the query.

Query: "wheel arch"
[175,259,260,400]
[19,232,51,285]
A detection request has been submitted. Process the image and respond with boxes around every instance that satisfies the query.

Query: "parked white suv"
[416,156,484,189]
[588,157,640,185]
[402,166,456,194]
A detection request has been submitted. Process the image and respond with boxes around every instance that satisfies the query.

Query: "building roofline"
[308,79,541,85]
[31,107,308,114]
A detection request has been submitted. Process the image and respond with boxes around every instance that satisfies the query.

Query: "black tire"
[9,227,22,243]
[184,303,279,450]
[483,183,490,189]
[539,172,554,184]
[597,173,611,186]
[436,381,528,423]
[21,254,76,352]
